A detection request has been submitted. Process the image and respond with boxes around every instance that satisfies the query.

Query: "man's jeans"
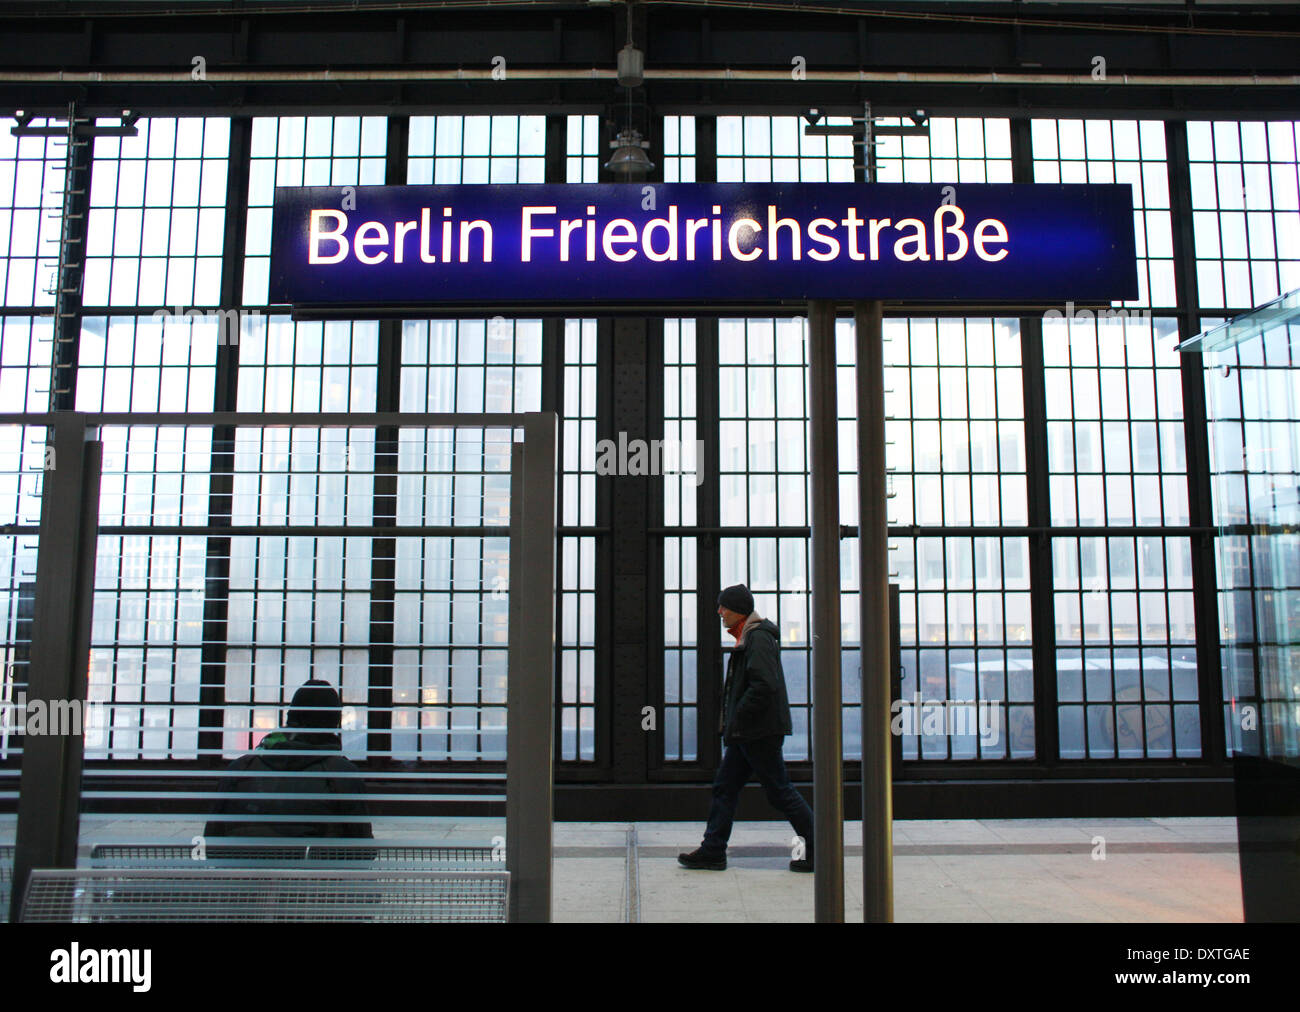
[702,734,814,859]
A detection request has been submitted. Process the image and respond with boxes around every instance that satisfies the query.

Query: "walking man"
[679,584,815,872]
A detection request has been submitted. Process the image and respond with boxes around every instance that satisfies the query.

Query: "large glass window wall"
[0,107,1278,790]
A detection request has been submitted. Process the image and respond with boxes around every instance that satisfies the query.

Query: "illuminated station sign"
[270,182,1137,309]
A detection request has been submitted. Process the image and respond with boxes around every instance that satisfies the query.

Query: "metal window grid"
[559,319,596,762]
[0,119,66,310]
[407,115,546,185]
[83,117,230,310]
[662,318,698,761]
[1188,120,1300,313]
[0,103,1257,800]
[1032,118,1176,311]
[242,115,388,306]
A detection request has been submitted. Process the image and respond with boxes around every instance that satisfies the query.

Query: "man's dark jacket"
[720,617,793,743]
[204,731,373,839]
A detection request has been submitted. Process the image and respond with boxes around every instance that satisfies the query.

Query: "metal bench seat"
[305,844,497,866]
[89,842,496,869]
[20,868,510,923]
[91,843,308,866]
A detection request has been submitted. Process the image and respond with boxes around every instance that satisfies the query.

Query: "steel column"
[197,114,250,761]
[608,317,657,783]
[1012,117,1062,768]
[366,113,410,763]
[1166,120,1228,768]
[695,317,723,770]
[806,299,844,922]
[693,118,722,771]
[855,298,894,922]
[10,415,102,921]
[506,412,558,922]
[506,442,526,920]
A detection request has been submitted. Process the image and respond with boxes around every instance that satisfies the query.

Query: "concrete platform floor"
[7,815,1243,923]
[553,818,1244,923]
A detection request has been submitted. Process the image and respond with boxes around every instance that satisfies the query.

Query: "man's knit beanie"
[717,584,755,615]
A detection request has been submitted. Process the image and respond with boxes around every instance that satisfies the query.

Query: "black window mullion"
[594,317,614,771]
[646,315,665,774]
[364,113,408,767]
[1166,119,1227,767]
[1117,313,1139,759]
[1012,117,1059,765]
[1156,534,1174,760]
[795,358,809,749]
[695,316,721,771]
[197,115,249,762]
[541,115,576,767]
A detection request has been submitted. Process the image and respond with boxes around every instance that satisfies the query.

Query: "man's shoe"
[789,858,814,873]
[678,848,726,870]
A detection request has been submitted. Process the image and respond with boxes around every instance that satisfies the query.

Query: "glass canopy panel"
[1194,286,1300,766]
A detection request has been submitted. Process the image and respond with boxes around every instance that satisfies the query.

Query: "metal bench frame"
[21,867,510,923]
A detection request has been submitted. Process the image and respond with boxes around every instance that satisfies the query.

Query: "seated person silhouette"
[205,680,373,856]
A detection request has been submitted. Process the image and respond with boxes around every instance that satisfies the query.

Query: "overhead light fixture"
[618,41,645,89]
[606,1,653,179]
[604,127,654,178]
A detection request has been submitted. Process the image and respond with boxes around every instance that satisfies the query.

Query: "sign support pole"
[807,299,845,922]
[855,298,894,922]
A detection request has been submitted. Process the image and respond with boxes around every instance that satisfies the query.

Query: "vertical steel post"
[695,318,723,770]
[10,415,102,920]
[608,317,656,783]
[197,115,250,762]
[807,300,844,922]
[506,442,526,920]
[855,299,894,922]
[1165,121,1228,768]
[366,114,410,763]
[1010,118,1061,771]
[693,122,722,771]
[506,413,558,922]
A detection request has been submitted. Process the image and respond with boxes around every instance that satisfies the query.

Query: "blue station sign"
[269,182,1137,309]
